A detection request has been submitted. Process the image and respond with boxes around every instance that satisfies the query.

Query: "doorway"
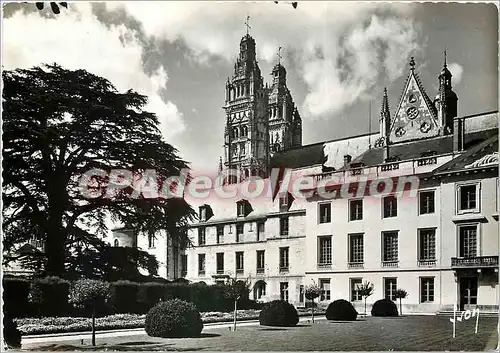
[459,277,478,311]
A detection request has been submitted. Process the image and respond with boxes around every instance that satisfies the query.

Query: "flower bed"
[16,308,325,335]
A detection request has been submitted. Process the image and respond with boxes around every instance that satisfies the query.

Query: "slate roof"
[432,133,499,175]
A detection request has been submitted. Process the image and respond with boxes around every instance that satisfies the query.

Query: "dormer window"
[279,192,295,212]
[237,199,252,217]
[199,205,213,222]
[385,156,401,163]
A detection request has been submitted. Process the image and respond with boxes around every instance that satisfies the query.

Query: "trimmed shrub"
[371,298,399,317]
[3,313,22,349]
[110,281,139,314]
[259,300,299,327]
[3,277,31,318]
[137,282,166,312]
[30,277,70,317]
[325,299,358,321]
[145,299,203,338]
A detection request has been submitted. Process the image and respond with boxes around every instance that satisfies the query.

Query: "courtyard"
[23,315,499,351]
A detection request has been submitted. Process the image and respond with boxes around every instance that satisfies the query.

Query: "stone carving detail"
[395,126,406,137]
[420,121,431,133]
[464,152,499,169]
[374,137,386,148]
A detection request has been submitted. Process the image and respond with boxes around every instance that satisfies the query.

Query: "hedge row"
[3,277,260,318]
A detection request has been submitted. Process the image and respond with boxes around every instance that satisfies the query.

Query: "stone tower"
[223,34,269,183]
[434,50,458,134]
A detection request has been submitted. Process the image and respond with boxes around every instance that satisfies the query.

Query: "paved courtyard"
[23,315,499,351]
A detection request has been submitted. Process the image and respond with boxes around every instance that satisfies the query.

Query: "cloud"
[448,62,464,86]
[2,3,185,140]
[104,2,421,119]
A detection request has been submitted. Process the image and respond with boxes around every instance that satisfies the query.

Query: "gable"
[390,73,440,143]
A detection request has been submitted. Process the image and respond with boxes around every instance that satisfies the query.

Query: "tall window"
[382,232,398,262]
[420,277,435,303]
[256,250,265,273]
[319,203,331,223]
[383,196,398,218]
[200,207,207,221]
[198,227,206,246]
[280,282,289,302]
[148,234,156,248]
[198,254,206,275]
[279,247,289,272]
[419,191,435,215]
[458,184,478,212]
[236,252,244,273]
[318,236,332,265]
[237,203,245,217]
[384,278,397,301]
[217,226,224,244]
[280,217,289,236]
[216,253,224,274]
[236,224,244,242]
[299,285,305,303]
[350,199,363,221]
[113,239,119,247]
[418,229,436,261]
[319,279,331,301]
[349,234,364,264]
[180,254,187,277]
[459,225,477,258]
[350,278,363,302]
[257,222,265,241]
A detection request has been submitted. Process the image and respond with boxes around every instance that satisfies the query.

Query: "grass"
[24,315,499,351]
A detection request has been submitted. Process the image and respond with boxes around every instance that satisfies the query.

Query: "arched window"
[253,281,266,300]
[113,239,119,247]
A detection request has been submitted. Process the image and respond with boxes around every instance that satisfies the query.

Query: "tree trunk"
[399,299,402,316]
[92,307,96,346]
[311,299,315,323]
[364,298,367,316]
[45,218,66,277]
[233,300,237,331]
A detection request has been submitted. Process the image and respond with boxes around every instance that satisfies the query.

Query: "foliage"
[325,299,358,321]
[145,299,203,338]
[137,282,166,312]
[35,2,67,14]
[371,298,399,317]
[259,300,299,327]
[109,281,140,314]
[357,281,374,299]
[3,313,22,349]
[2,277,31,318]
[223,278,250,302]
[30,276,70,317]
[69,279,110,309]
[2,64,195,278]
[304,283,323,300]
[394,289,408,300]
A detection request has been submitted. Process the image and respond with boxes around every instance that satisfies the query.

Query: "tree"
[223,276,250,331]
[357,281,374,316]
[35,2,67,14]
[2,64,196,278]
[394,289,408,316]
[69,279,110,346]
[304,283,322,323]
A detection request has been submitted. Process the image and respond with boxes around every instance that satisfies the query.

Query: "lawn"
[24,315,499,351]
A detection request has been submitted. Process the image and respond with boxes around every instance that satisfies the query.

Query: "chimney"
[344,155,352,166]
[453,117,464,152]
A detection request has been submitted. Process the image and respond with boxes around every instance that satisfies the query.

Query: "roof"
[432,133,499,175]
[349,128,498,168]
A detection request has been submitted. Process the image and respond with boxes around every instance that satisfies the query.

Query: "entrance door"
[459,277,478,310]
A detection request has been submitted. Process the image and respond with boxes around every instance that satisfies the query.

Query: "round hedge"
[145,299,203,338]
[325,299,358,321]
[259,300,299,327]
[371,298,399,317]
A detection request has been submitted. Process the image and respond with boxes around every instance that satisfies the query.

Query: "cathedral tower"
[434,50,458,134]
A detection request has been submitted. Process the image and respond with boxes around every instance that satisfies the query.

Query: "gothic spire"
[380,87,391,138]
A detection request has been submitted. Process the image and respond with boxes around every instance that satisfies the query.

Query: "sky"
[2,1,498,173]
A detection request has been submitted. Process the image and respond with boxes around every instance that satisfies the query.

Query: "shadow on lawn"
[29,343,205,352]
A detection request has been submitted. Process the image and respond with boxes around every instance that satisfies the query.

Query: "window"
[383,196,397,218]
[216,253,224,274]
[198,254,206,275]
[279,247,289,272]
[459,225,477,258]
[384,278,397,301]
[280,193,289,207]
[319,203,331,223]
[350,278,363,302]
[181,255,188,277]
[237,202,246,217]
[215,280,225,286]
[418,229,436,261]
[299,285,305,303]
[113,239,119,247]
[350,199,363,221]
[349,234,364,264]
[236,252,244,273]
[280,217,289,236]
[217,226,224,244]
[280,282,289,302]
[458,184,479,212]
[319,279,331,301]
[257,222,265,241]
[419,191,435,215]
[200,207,207,221]
[256,250,265,273]
[148,234,156,249]
[420,277,435,303]
[382,232,398,262]
[318,236,332,265]
[198,227,206,246]
[236,224,244,242]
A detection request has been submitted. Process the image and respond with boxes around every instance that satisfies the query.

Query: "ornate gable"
[390,58,440,143]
